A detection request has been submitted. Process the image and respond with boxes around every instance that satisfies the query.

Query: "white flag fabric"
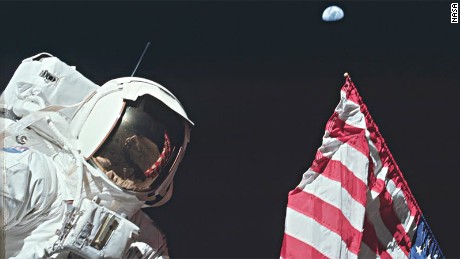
[280,76,444,259]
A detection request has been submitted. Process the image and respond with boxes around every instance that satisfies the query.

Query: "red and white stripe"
[144,132,171,178]
[281,78,421,259]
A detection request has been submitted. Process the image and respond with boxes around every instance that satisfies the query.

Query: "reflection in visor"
[90,95,186,193]
[92,132,173,192]
[141,133,171,178]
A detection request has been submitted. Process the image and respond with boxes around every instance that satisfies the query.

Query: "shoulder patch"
[1,146,30,153]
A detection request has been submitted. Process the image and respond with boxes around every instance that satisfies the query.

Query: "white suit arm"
[1,155,46,230]
[2,150,64,258]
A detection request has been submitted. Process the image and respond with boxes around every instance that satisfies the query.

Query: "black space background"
[1,1,459,258]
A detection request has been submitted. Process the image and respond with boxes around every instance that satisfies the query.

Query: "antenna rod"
[131,42,151,77]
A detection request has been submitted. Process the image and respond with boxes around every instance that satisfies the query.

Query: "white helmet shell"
[72,77,193,159]
[70,77,192,206]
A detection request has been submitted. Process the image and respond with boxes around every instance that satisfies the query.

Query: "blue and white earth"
[322,5,344,22]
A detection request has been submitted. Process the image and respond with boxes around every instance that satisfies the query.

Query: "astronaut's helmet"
[72,77,193,206]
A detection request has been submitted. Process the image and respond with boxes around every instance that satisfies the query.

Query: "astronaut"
[0,53,193,258]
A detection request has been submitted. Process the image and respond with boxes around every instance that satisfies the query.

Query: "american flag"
[281,75,444,259]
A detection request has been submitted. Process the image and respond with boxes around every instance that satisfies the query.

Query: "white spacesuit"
[0,53,193,258]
